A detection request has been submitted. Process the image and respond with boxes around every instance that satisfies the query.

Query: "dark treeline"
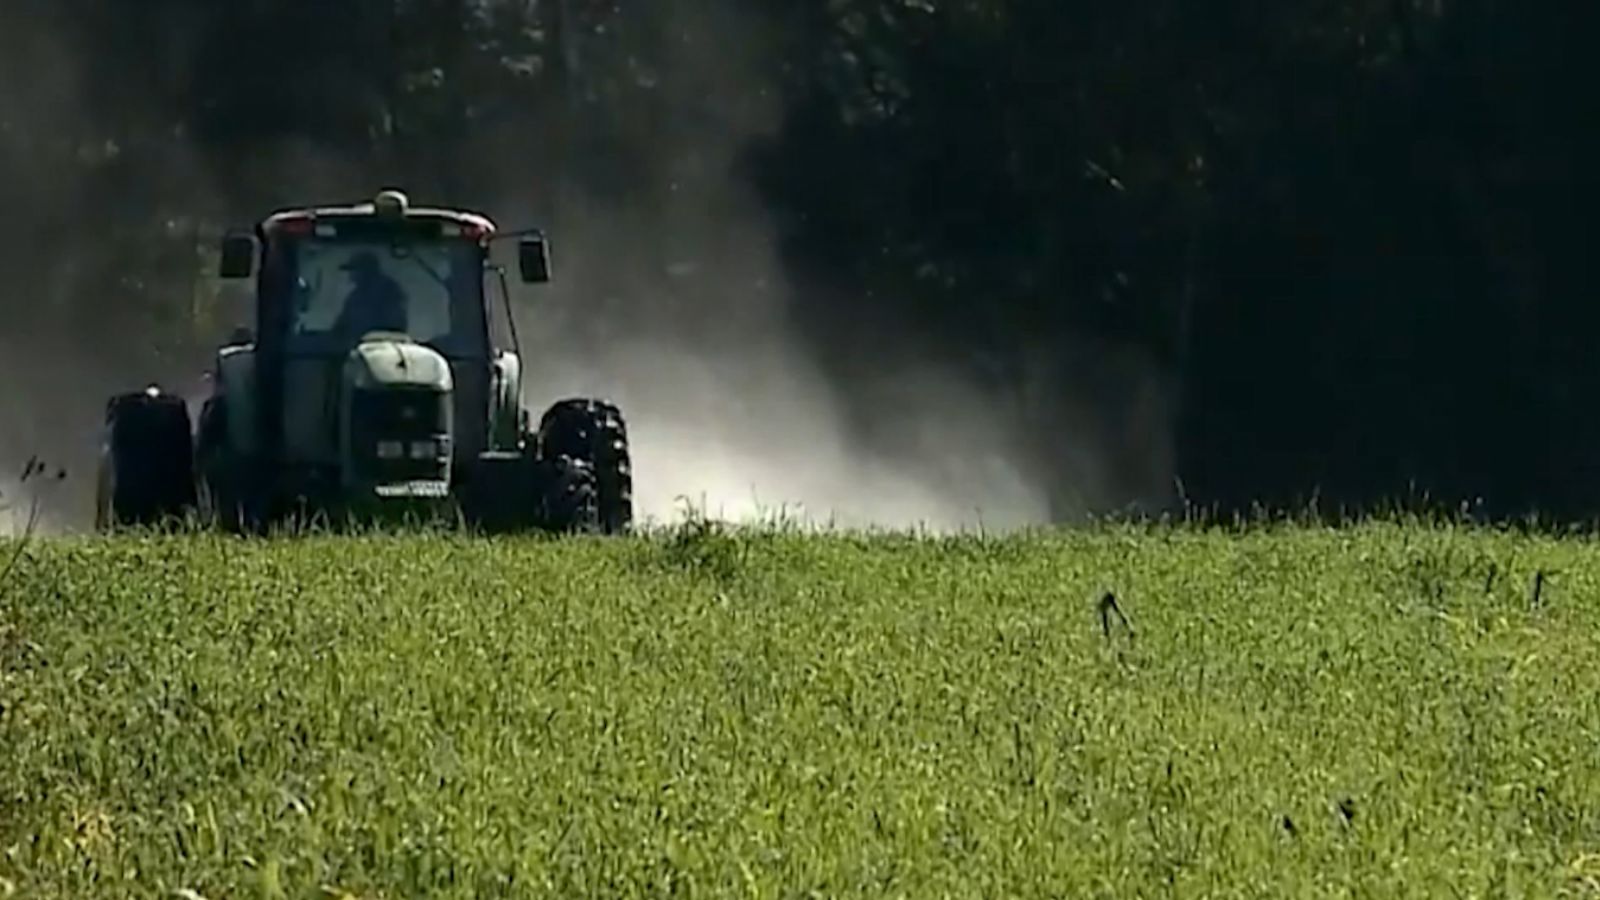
[1,1,1594,521]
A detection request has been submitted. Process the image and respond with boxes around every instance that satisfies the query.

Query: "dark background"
[2,0,1595,525]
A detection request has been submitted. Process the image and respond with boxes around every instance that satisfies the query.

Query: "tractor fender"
[489,350,522,450]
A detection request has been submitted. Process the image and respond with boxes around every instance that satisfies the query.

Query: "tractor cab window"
[282,238,484,357]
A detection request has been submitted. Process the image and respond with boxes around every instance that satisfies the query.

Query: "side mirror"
[219,230,256,279]
[518,233,551,284]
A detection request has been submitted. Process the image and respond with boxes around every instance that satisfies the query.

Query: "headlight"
[410,440,440,460]
[376,440,404,460]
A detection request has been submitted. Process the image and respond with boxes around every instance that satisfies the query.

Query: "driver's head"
[340,252,382,282]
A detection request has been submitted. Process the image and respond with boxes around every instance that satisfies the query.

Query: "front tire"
[457,452,597,535]
[96,387,196,530]
[195,395,262,534]
[537,399,633,534]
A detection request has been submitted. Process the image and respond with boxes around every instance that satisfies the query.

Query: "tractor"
[94,189,633,534]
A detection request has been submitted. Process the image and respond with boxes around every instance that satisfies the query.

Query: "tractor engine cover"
[339,333,455,499]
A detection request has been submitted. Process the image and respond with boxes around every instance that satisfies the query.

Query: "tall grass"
[2,519,1598,897]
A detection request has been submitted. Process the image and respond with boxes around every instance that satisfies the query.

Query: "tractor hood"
[345,333,454,392]
[338,333,456,501]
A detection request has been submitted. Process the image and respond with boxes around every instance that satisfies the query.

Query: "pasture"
[2,521,1598,896]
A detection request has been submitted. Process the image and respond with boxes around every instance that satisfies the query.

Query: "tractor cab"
[220,189,548,360]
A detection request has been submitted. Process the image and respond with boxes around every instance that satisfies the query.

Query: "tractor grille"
[351,387,448,438]
[349,387,452,482]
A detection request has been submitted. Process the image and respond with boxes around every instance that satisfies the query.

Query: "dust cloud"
[0,2,1172,536]
[504,4,1057,532]
[520,328,1054,532]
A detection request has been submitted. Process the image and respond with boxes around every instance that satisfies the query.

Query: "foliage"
[3,524,1599,896]
[1,1,1595,518]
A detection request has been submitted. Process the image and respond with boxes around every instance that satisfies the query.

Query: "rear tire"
[97,388,196,530]
[544,456,600,534]
[537,398,633,534]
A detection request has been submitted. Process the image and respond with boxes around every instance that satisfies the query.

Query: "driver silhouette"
[335,252,408,339]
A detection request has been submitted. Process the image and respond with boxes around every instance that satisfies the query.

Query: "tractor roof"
[259,190,497,236]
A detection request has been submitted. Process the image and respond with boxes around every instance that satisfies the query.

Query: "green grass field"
[3,521,1599,897]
